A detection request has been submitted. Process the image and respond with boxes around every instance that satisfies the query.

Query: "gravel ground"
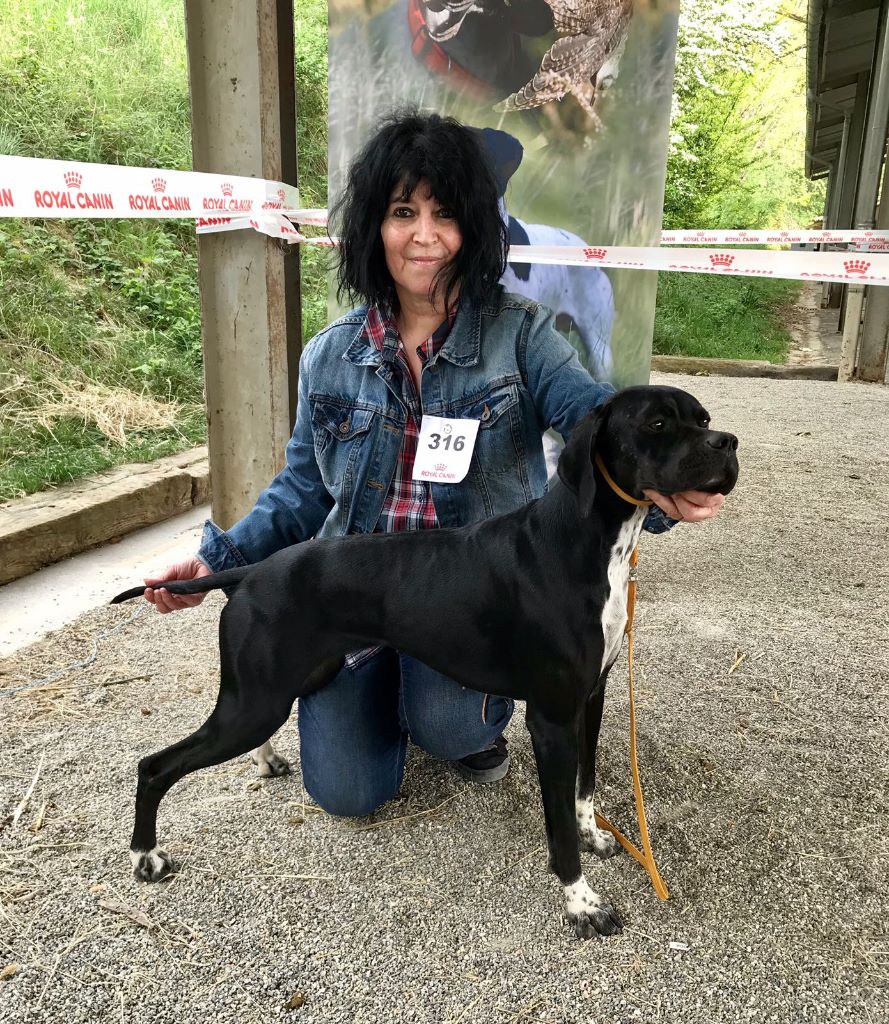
[1,372,887,1024]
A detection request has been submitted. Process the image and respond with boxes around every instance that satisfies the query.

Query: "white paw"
[130,846,173,882]
[579,823,621,859]
[564,877,622,939]
[251,742,292,778]
[253,752,292,778]
[576,798,621,859]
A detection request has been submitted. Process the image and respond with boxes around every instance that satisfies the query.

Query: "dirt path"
[784,282,842,367]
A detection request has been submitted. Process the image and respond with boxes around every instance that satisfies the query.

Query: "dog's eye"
[699,417,711,428]
[648,420,666,432]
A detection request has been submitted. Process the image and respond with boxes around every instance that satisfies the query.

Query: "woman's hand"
[144,557,213,614]
[643,489,725,523]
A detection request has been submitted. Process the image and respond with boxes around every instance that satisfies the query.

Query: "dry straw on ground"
[1,349,181,446]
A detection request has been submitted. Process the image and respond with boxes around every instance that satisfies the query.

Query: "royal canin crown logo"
[128,175,191,213]
[201,181,253,213]
[261,187,289,210]
[435,463,447,472]
[583,247,607,261]
[709,253,735,268]
[843,256,872,272]
[33,171,113,211]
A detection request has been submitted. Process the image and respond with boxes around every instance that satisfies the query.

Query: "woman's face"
[380,180,463,310]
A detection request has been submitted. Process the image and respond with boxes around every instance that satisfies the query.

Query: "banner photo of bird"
[328,0,679,390]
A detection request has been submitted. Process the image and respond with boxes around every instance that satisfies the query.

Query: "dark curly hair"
[330,108,508,313]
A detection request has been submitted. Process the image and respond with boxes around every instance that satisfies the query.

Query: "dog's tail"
[110,566,252,605]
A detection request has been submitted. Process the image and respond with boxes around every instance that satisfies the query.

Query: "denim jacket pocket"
[312,401,375,453]
[456,383,522,479]
[454,383,519,429]
[310,399,376,498]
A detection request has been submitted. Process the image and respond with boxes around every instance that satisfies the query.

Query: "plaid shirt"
[346,304,453,668]
[367,304,452,533]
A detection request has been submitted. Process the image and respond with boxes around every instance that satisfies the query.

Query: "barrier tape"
[0,154,300,218]
[660,228,889,246]
[3,154,889,284]
[219,212,889,286]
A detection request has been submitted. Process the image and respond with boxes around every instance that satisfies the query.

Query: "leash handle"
[594,546,670,901]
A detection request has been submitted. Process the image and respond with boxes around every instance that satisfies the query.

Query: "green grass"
[654,272,800,362]
[0,0,330,501]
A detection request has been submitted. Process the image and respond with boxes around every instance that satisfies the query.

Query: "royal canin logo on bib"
[128,175,192,213]
[709,253,735,269]
[33,170,114,211]
[435,463,447,472]
[202,181,253,213]
[844,259,871,275]
[583,247,607,261]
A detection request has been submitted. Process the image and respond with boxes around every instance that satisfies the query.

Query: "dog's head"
[558,385,740,517]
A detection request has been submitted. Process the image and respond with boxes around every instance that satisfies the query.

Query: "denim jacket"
[198,287,673,571]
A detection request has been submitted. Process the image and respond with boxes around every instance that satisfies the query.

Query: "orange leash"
[594,547,670,901]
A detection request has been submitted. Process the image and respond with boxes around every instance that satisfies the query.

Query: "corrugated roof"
[806,0,882,179]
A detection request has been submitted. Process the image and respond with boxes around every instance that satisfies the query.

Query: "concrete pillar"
[856,140,889,382]
[840,1,889,381]
[185,1,301,529]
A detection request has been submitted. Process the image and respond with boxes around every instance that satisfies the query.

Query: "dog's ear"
[557,406,605,517]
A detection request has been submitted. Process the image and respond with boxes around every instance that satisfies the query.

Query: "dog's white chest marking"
[599,508,646,670]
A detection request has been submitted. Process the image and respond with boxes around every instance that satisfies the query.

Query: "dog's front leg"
[250,740,292,778]
[526,705,622,939]
[576,680,621,859]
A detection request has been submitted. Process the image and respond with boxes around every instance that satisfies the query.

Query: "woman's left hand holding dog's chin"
[644,489,725,523]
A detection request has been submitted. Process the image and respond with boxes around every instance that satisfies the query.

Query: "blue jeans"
[297,648,514,817]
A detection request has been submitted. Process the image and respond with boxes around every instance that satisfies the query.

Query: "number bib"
[412,415,480,484]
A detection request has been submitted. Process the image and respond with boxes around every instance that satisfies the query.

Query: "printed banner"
[328,0,681,387]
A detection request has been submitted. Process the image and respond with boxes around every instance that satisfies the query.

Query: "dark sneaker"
[456,735,510,783]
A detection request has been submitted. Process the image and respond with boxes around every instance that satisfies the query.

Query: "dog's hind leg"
[526,704,622,939]
[576,680,621,860]
[130,688,290,882]
[130,656,342,882]
[248,653,345,777]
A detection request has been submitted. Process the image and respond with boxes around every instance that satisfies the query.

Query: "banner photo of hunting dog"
[328,0,679,389]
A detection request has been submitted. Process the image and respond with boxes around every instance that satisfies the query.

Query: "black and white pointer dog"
[113,385,739,939]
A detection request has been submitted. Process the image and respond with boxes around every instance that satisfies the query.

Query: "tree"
[664,0,824,230]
